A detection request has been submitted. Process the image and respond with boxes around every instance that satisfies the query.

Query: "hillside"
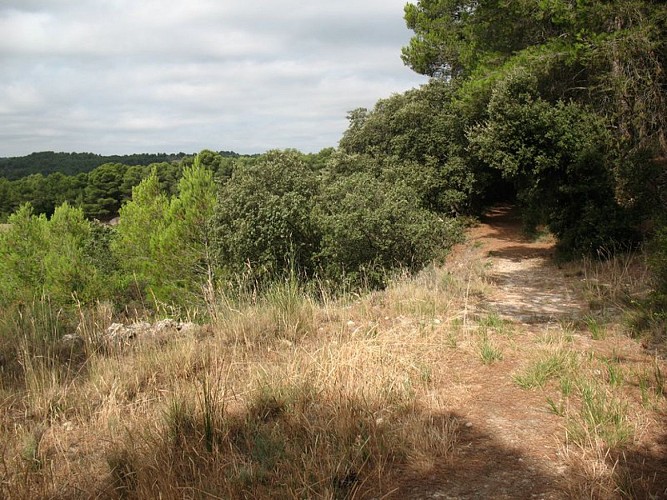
[0,151,240,180]
[2,205,665,498]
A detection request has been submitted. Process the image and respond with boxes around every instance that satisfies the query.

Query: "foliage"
[83,163,127,220]
[43,203,101,303]
[0,152,250,221]
[111,169,169,304]
[212,150,321,284]
[315,171,457,288]
[0,151,191,180]
[0,204,48,304]
[157,156,218,303]
[338,81,503,214]
[469,71,636,255]
[399,0,666,239]
[0,203,101,306]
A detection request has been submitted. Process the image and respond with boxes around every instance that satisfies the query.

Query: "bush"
[470,70,637,256]
[651,226,667,296]
[315,172,459,288]
[212,150,321,284]
[0,203,102,307]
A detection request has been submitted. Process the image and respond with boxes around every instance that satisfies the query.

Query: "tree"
[212,150,320,283]
[400,0,666,252]
[314,172,457,288]
[111,168,169,300]
[43,203,99,303]
[0,204,48,304]
[0,203,101,306]
[156,155,217,302]
[469,71,635,254]
[338,80,498,214]
[402,0,667,155]
[84,163,127,219]
[120,165,148,202]
[0,178,15,221]
[111,154,218,306]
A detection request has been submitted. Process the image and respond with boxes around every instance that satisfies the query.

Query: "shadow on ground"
[392,410,563,499]
[611,411,667,498]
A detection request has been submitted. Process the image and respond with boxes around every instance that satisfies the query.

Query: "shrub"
[470,70,637,256]
[212,150,321,284]
[315,172,459,288]
[0,203,102,307]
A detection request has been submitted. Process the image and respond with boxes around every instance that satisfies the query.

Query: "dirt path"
[395,205,667,499]
[470,206,586,325]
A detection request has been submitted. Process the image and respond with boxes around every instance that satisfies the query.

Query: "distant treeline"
[0,151,241,180]
[0,150,250,222]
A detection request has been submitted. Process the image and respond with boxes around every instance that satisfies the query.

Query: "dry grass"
[1,240,665,498]
[0,264,471,498]
[575,247,653,313]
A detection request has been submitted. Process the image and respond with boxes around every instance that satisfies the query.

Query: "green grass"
[479,336,503,364]
[565,382,632,448]
[478,312,513,337]
[584,315,606,340]
[513,350,575,389]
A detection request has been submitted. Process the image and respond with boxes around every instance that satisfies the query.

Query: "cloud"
[0,0,426,156]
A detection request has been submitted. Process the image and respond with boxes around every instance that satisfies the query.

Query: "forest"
[1,1,666,497]
[0,151,196,180]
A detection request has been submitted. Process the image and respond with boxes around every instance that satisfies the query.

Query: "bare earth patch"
[394,205,667,499]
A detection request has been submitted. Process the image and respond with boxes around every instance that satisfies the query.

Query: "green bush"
[315,172,459,288]
[0,203,102,307]
[338,80,496,215]
[470,70,637,256]
[212,150,321,284]
[111,157,217,308]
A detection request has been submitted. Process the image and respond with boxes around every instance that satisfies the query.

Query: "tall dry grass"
[0,260,479,499]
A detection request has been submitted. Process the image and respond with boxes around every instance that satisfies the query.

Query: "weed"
[478,312,513,336]
[106,447,138,497]
[558,320,576,342]
[584,315,606,340]
[653,358,665,397]
[581,247,649,310]
[546,396,565,416]
[446,329,458,348]
[164,396,197,447]
[479,336,503,364]
[638,376,651,407]
[560,376,574,397]
[604,361,624,388]
[566,382,632,448]
[20,425,45,470]
[513,351,573,389]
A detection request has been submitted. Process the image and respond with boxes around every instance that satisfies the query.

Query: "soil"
[392,205,667,499]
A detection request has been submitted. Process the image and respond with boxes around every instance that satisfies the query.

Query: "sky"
[0,0,427,157]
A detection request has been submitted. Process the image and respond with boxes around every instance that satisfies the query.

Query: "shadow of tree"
[610,411,667,498]
[391,410,563,499]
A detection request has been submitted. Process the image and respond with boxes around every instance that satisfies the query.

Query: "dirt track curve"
[395,205,667,499]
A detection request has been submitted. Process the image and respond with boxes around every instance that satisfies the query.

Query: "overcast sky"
[0,0,427,156]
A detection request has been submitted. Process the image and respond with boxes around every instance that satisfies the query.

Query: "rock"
[177,322,200,335]
[60,333,84,349]
[103,319,200,349]
[154,318,179,332]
